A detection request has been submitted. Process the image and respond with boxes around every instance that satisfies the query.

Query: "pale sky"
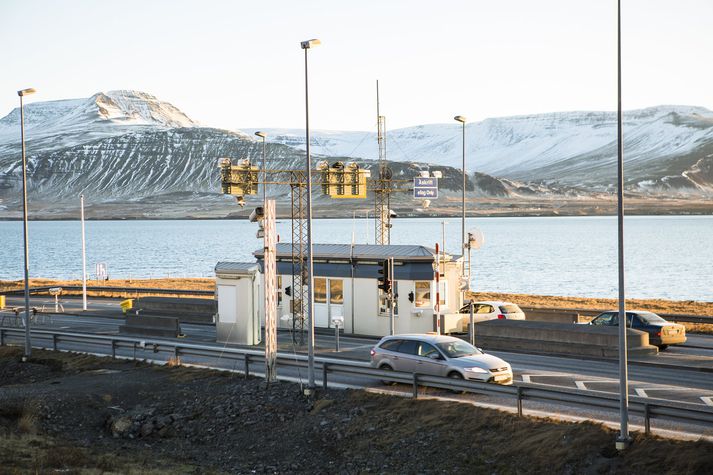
[1,0,712,131]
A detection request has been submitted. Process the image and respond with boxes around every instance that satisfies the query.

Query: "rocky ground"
[1,346,713,474]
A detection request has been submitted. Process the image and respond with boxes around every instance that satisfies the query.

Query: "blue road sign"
[413,177,438,199]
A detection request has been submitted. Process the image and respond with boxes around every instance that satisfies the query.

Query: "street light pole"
[18,87,36,361]
[81,194,87,311]
[301,38,321,393]
[615,0,631,451]
[454,115,467,279]
[255,131,267,204]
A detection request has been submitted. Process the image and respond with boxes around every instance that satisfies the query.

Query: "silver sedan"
[370,333,513,385]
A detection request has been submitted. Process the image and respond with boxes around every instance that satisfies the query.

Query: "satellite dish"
[468,229,485,249]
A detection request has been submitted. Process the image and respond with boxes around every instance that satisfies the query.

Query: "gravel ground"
[1,346,713,474]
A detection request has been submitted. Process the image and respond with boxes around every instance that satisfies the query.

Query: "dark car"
[588,310,686,350]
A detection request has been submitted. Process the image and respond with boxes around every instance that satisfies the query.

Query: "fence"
[1,327,712,435]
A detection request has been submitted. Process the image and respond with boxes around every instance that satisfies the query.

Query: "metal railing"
[1,327,712,435]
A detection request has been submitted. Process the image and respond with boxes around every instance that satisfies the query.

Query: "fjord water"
[0,216,710,301]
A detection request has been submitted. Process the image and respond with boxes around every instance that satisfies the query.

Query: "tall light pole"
[615,0,631,451]
[81,194,87,311]
[301,38,320,392]
[18,87,36,361]
[255,131,267,203]
[454,115,467,278]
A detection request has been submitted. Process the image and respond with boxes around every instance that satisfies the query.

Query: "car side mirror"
[427,353,441,360]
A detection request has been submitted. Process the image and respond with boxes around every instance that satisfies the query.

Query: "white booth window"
[330,279,344,304]
[314,278,327,304]
[378,282,398,316]
[415,281,431,308]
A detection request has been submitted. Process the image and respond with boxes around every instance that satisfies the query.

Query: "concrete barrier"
[522,308,584,324]
[129,297,216,324]
[119,315,183,338]
[473,320,658,358]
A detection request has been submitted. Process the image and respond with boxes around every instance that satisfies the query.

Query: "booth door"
[314,278,344,328]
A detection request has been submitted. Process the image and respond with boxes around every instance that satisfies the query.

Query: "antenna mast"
[375,80,391,244]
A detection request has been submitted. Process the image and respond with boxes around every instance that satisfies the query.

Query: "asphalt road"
[3,294,713,438]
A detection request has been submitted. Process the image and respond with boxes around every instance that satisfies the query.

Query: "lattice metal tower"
[290,170,308,343]
[374,80,391,245]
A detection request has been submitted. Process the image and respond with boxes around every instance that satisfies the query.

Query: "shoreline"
[2,278,712,316]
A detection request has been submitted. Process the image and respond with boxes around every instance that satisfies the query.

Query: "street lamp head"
[255,131,267,139]
[301,38,321,49]
[454,115,467,124]
[17,88,36,97]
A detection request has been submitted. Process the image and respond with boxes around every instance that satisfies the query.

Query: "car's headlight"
[463,367,488,373]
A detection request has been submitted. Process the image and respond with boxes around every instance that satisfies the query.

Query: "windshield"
[436,340,481,358]
[634,312,667,324]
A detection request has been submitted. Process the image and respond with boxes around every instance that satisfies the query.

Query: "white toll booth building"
[215,243,465,342]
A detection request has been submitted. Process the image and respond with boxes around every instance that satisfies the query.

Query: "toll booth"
[253,244,464,336]
[214,262,261,345]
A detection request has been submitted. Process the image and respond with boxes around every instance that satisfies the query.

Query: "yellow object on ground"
[120,299,134,314]
[0,295,5,309]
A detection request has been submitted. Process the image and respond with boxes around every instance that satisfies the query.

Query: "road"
[3,294,713,438]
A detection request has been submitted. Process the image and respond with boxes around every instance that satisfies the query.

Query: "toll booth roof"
[215,261,260,276]
[254,243,458,262]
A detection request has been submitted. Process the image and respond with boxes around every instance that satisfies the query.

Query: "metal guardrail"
[1,327,712,434]
[520,306,713,325]
[2,286,214,297]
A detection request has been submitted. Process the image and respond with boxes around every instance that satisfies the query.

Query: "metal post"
[469,300,475,346]
[81,194,87,311]
[322,364,328,390]
[517,386,523,417]
[615,0,631,451]
[301,40,320,392]
[19,93,32,360]
[461,121,466,266]
[389,257,395,336]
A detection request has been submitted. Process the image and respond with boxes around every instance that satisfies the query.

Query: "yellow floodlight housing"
[320,161,370,199]
[219,158,259,197]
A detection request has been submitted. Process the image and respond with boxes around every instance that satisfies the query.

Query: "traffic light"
[377,259,392,294]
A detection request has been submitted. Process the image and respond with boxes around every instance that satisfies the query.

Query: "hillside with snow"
[243,105,713,193]
[0,91,711,218]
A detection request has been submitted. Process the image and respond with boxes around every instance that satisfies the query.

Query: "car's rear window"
[398,340,419,355]
[634,312,667,324]
[499,304,521,314]
[379,339,401,351]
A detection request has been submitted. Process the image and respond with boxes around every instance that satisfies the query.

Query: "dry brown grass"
[0,277,215,299]
[470,291,713,317]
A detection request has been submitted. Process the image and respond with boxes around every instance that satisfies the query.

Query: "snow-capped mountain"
[0,90,199,156]
[0,90,711,219]
[243,105,713,193]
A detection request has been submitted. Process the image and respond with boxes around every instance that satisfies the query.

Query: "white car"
[370,334,513,385]
[459,300,526,322]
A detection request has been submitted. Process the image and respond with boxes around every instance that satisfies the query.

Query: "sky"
[1,0,712,131]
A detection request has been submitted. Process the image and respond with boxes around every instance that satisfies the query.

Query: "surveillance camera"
[389,209,398,218]
[249,206,265,223]
[236,196,246,207]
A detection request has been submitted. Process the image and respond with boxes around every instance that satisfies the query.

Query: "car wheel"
[379,364,394,385]
[448,371,465,394]
[657,344,668,351]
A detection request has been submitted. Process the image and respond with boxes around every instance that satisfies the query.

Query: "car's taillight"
[497,314,505,319]
[370,348,376,357]
[656,331,661,337]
